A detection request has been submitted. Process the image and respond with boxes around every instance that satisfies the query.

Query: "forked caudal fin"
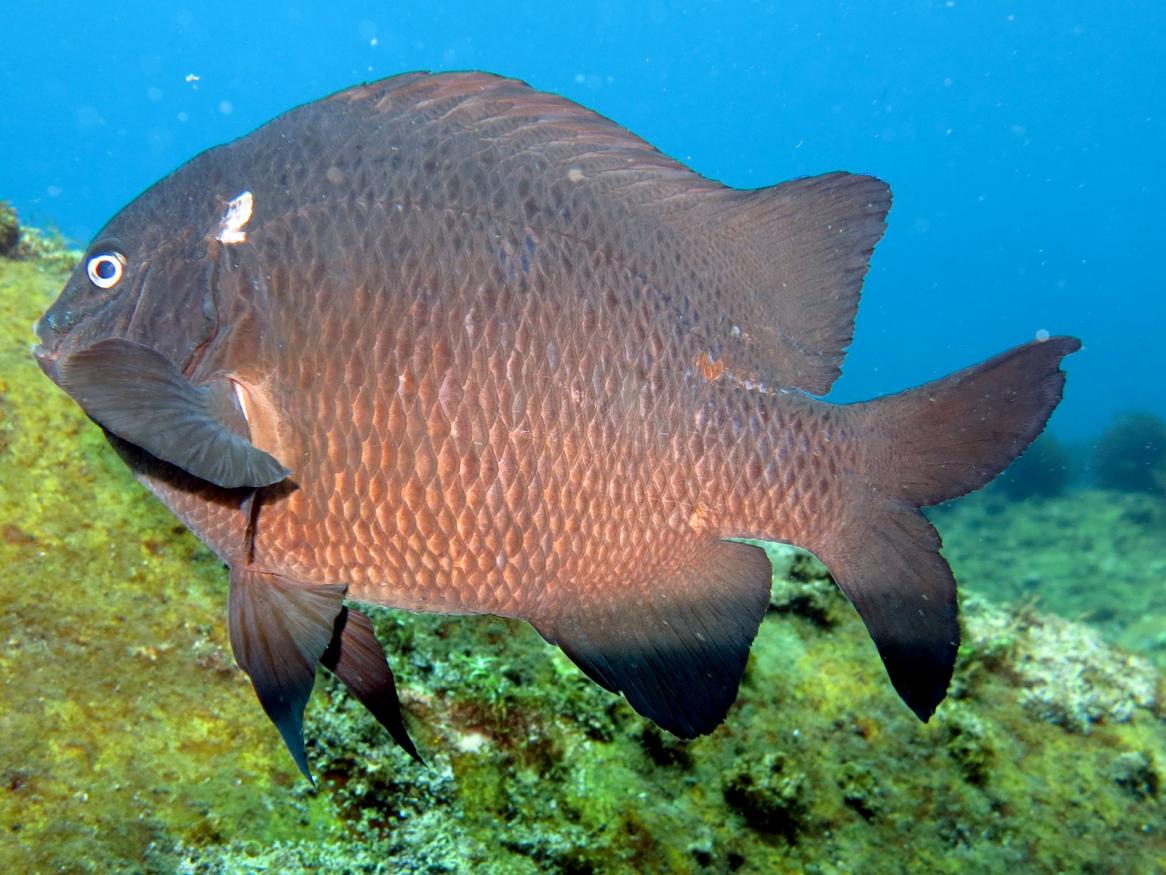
[228,568,421,780]
[815,336,1081,721]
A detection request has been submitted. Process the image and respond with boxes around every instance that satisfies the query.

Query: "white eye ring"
[86,251,127,289]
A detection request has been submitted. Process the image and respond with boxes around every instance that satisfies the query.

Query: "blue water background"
[2,1,1162,441]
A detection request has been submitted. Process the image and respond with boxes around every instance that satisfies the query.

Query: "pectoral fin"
[57,338,289,488]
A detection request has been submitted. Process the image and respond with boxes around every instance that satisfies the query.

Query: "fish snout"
[31,312,67,381]
[31,340,61,383]
[34,304,74,342]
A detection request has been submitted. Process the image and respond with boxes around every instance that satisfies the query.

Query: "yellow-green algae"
[0,229,1163,874]
[931,486,1166,669]
[0,244,333,870]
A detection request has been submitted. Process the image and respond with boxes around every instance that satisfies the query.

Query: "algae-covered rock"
[1,225,1164,874]
[0,201,18,257]
[0,200,79,269]
[1111,750,1161,802]
[1094,411,1166,495]
[723,751,810,839]
[930,484,1166,669]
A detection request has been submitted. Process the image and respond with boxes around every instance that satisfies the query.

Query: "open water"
[2,1,1162,438]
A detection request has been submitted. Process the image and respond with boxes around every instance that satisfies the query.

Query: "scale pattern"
[33,72,1079,744]
[245,196,850,618]
[132,72,862,621]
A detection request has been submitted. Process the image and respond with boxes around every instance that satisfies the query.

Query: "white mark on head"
[566,166,585,183]
[216,190,254,244]
[233,381,251,426]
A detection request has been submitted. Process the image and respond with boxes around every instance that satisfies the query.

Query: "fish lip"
[32,310,67,357]
[32,312,61,347]
[30,340,61,382]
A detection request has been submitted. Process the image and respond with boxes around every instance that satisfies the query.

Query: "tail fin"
[814,337,1080,721]
[860,336,1083,507]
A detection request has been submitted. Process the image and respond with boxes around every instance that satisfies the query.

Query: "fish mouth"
[33,306,63,341]
[30,338,61,382]
[32,309,66,357]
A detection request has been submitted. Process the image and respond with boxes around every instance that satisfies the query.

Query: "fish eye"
[86,251,127,289]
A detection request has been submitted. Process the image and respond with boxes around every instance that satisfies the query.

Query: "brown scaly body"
[246,202,851,616]
[33,72,1079,775]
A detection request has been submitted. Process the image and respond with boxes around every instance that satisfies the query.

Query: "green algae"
[0,202,18,257]
[930,487,1166,669]
[0,256,331,872]
[1,238,1164,874]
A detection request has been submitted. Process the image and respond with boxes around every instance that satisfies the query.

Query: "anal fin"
[228,568,346,780]
[320,607,422,763]
[531,539,772,738]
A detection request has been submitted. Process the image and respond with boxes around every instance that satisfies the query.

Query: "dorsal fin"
[325,73,888,393]
[689,173,891,395]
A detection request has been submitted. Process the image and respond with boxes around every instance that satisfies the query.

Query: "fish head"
[32,167,239,384]
[30,155,290,490]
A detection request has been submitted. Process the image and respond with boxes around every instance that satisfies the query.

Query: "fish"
[32,71,1080,778]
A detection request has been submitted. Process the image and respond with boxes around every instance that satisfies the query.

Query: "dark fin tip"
[533,539,772,739]
[228,569,347,781]
[321,607,423,764]
[814,503,959,724]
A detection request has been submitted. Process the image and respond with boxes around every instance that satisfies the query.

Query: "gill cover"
[56,337,289,488]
